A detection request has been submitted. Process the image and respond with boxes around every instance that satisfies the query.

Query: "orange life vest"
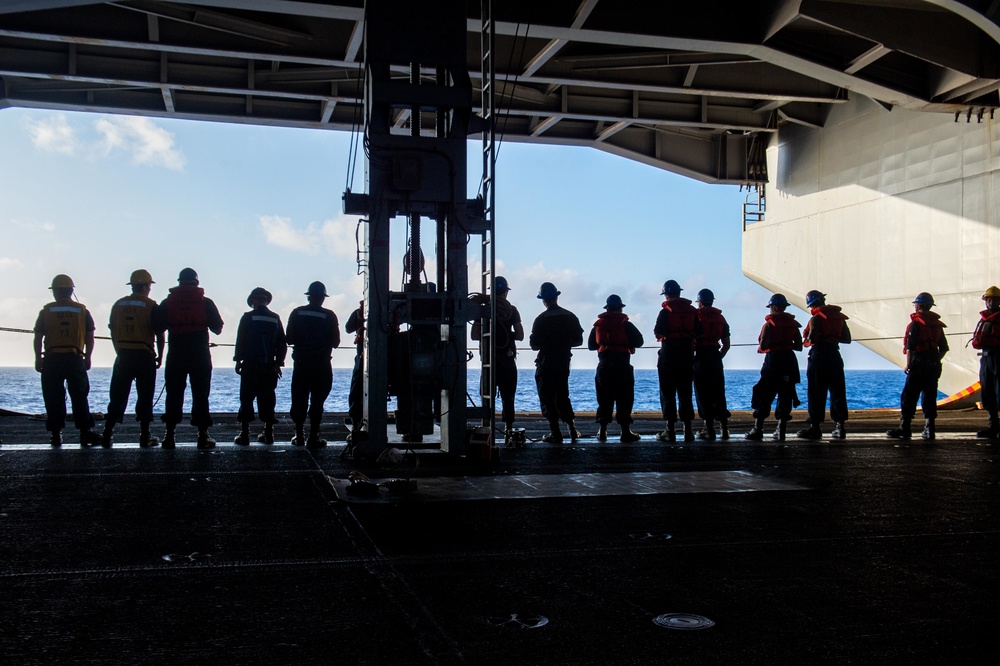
[658,298,697,341]
[905,311,945,354]
[41,300,87,355]
[164,285,208,334]
[803,305,848,346]
[696,306,726,350]
[972,309,1000,349]
[760,312,800,352]
[593,311,634,354]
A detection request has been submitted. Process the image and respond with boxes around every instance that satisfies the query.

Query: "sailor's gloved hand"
[35,357,43,373]
[155,355,162,369]
[235,360,243,375]
[274,363,283,379]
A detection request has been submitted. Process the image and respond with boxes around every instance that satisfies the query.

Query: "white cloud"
[259,214,363,258]
[10,219,56,233]
[95,116,185,170]
[24,114,77,155]
[0,258,23,271]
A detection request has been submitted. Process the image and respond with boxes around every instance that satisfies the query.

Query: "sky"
[0,106,896,371]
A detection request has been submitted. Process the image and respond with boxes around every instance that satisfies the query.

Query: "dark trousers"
[595,355,634,427]
[163,346,213,428]
[290,359,332,429]
[657,346,694,423]
[980,350,1000,416]
[106,349,157,426]
[41,353,94,432]
[348,353,363,427]
[496,353,518,427]
[694,349,730,422]
[751,350,800,421]
[535,359,574,425]
[900,354,942,419]
[237,362,279,424]
[806,346,848,424]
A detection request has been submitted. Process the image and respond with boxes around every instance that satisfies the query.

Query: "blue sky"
[0,107,894,371]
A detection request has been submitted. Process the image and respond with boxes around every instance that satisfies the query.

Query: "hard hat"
[912,292,935,306]
[128,269,154,285]
[178,267,199,284]
[537,282,560,300]
[305,281,328,297]
[661,280,682,295]
[982,286,1000,300]
[247,287,273,307]
[50,274,74,290]
[604,294,625,310]
[495,276,510,293]
[767,293,789,308]
[696,288,715,304]
[805,290,826,307]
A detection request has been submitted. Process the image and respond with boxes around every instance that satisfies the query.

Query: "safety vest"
[803,305,848,346]
[110,294,156,352]
[164,285,208,334]
[658,298,697,341]
[760,312,800,352]
[972,309,1000,349]
[905,311,945,354]
[696,306,727,349]
[593,311,634,354]
[41,300,88,355]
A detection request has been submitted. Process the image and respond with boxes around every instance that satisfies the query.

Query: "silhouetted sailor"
[972,286,1000,439]
[152,268,224,449]
[588,294,643,443]
[102,269,164,448]
[286,281,340,448]
[745,294,802,442]
[693,288,731,441]
[796,290,852,441]
[32,274,102,447]
[653,279,701,442]
[471,276,524,444]
[345,299,364,441]
[529,282,583,443]
[234,287,286,446]
[886,292,948,441]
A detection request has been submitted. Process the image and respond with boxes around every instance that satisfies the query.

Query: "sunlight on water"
[0,367,916,414]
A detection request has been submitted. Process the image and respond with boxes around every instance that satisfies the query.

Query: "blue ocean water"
[0,366,915,415]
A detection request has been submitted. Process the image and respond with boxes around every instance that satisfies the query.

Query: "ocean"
[0,366,918,415]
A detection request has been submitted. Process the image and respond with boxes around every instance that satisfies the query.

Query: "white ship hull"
[743,96,998,404]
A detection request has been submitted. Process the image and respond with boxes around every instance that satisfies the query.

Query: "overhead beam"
[844,44,892,75]
[522,0,599,77]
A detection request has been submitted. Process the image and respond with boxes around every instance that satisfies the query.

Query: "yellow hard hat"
[983,286,1000,299]
[128,269,154,285]
[50,274,74,290]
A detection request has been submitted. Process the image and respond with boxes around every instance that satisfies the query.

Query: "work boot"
[234,424,251,446]
[305,429,327,449]
[50,430,63,448]
[620,430,641,443]
[100,423,114,448]
[796,425,822,440]
[542,427,564,444]
[683,421,694,442]
[830,422,847,440]
[696,420,716,441]
[886,418,912,440]
[655,423,676,442]
[975,417,999,438]
[504,426,515,447]
[139,425,159,448]
[921,418,936,441]
[257,423,275,445]
[568,422,582,442]
[292,426,306,446]
[197,430,216,450]
[596,424,608,442]
[745,418,765,440]
[719,419,730,441]
[162,429,176,450]
[773,419,788,442]
[80,429,103,448]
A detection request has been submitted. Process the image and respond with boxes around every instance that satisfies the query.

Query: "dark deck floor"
[1,410,997,664]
